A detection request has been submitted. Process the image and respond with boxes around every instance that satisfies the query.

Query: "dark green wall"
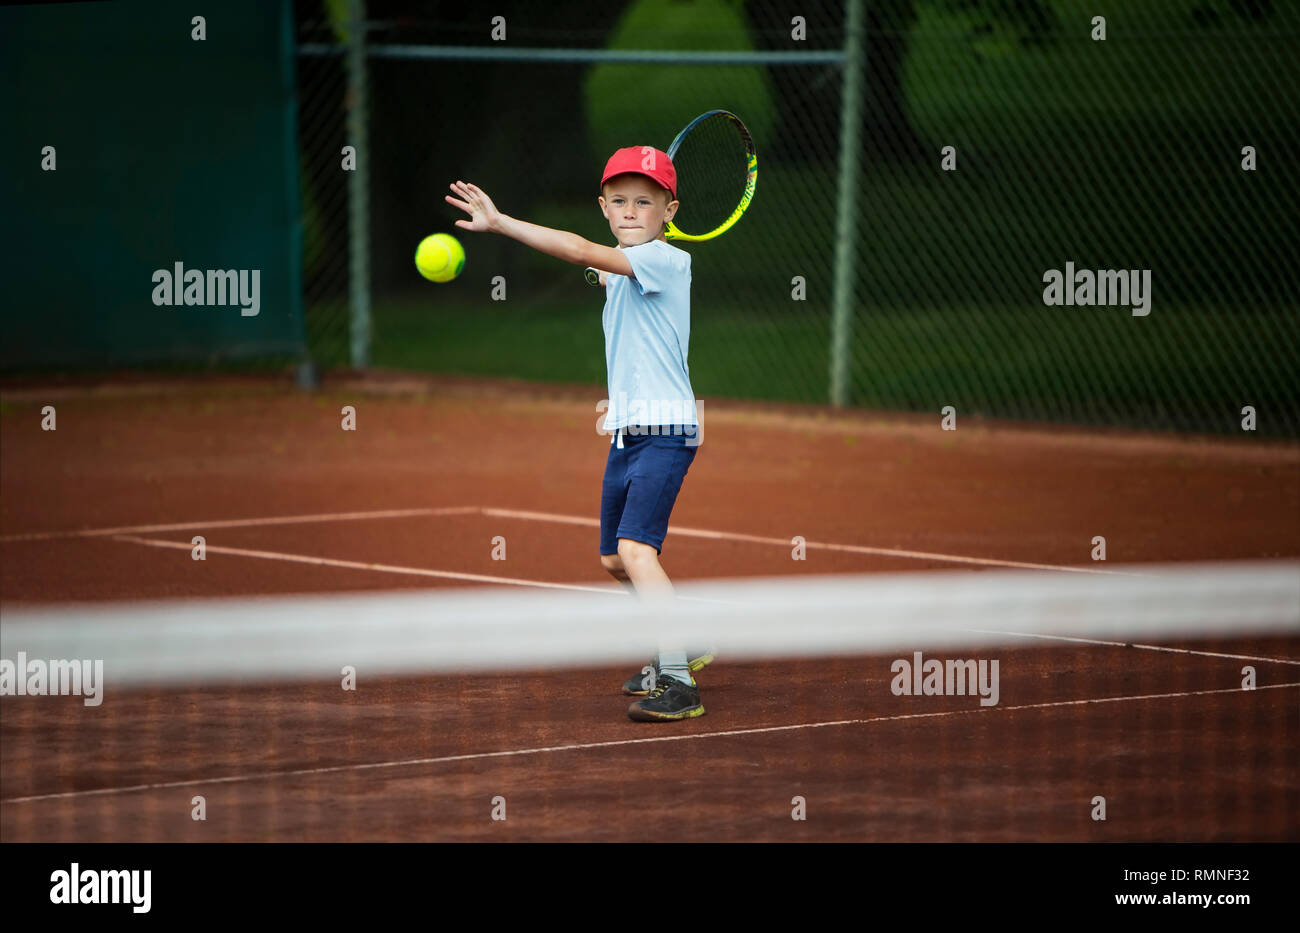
[1,0,303,367]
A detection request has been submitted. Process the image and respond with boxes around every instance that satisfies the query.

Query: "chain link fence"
[296,0,1299,436]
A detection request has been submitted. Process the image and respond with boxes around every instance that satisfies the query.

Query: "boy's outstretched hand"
[442,180,633,278]
[446,181,501,233]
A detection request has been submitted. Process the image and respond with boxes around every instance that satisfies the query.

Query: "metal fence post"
[346,0,371,369]
[829,0,864,408]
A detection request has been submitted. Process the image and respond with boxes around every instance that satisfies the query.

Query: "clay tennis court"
[2,375,1297,841]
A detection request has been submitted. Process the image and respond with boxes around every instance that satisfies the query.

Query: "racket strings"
[669,116,751,238]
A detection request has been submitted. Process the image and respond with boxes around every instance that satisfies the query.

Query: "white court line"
[111,535,622,595]
[112,533,733,605]
[963,628,1300,667]
[480,507,1135,576]
[9,502,1133,576]
[0,506,479,543]
[115,537,728,610]
[4,681,1294,806]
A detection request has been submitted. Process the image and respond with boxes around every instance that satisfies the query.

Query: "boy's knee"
[617,538,658,565]
[600,553,623,574]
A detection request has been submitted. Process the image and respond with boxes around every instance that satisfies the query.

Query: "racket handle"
[584,267,601,286]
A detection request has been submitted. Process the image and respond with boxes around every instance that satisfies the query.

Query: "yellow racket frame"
[663,109,758,243]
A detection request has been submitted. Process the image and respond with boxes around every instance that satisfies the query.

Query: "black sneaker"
[621,649,717,696]
[627,675,705,722]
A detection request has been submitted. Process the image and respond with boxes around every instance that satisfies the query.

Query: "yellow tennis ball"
[415,233,465,283]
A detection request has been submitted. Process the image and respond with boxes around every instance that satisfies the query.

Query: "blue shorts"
[600,426,698,555]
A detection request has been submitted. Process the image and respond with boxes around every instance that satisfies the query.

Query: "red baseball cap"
[601,146,677,199]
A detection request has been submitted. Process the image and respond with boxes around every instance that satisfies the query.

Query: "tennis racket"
[585,109,758,285]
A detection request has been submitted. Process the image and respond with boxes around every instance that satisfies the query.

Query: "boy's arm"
[447,181,633,277]
[496,215,634,278]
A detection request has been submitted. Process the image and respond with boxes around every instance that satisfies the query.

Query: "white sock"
[657,649,691,686]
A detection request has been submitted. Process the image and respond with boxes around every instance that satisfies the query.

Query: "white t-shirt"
[600,239,698,431]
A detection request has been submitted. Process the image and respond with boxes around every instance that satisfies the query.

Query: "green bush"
[583,0,777,167]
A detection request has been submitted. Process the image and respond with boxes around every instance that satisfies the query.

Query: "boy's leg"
[604,551,661,694]
[608,551,719,676]
[600,434,660,688]
[599,552,635,590]
[606,428,706,718]
[617,538,690,685]
[615,538,672,598]
[616,437,704,720]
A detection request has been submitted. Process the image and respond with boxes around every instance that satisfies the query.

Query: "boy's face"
[598,174,679,248]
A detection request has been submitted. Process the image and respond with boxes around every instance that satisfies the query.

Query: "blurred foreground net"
[2,562,1297,841]
[4,562,1298,683]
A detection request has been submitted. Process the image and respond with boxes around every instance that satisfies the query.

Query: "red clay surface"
[2,374,1298,841]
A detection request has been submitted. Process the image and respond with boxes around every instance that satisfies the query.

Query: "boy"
[446,145,711,722]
